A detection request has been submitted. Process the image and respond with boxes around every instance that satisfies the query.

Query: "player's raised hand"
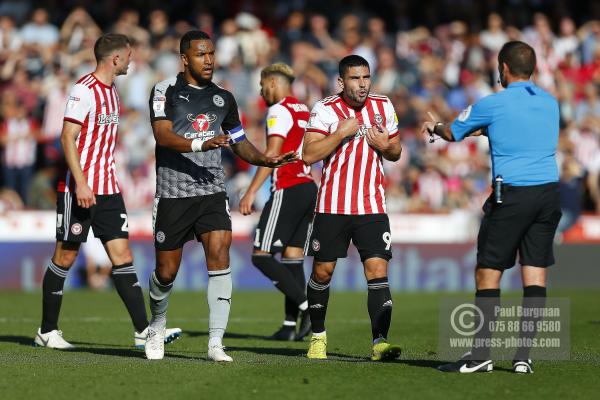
[76,183,96,208]
[264,151,299,167]
[336,117,360,138]
[420,111,437,137]
[202,135,230,151]
[239,191,255,215]
[366,123,390,151]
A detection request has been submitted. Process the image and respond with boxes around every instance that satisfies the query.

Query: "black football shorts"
[55,192,129,243]
[254,182,317,253]
[477,182,561,270]
[153,191,231,251]
[305,213,393,262]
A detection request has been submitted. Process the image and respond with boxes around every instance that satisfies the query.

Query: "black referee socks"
[515,285,547,361]
[367,277,393,342]
[471,288,501,361]
[111,263,148,333]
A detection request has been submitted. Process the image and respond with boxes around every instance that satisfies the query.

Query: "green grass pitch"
[1,289,598,399]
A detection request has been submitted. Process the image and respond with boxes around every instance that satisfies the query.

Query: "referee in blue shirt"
[422,41,561,373]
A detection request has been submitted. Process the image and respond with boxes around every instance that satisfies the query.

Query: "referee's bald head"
[498,41,536,79]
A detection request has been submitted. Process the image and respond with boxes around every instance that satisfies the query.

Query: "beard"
[189,67,213,85]
[116,66,129,76]
[346,88,369,105]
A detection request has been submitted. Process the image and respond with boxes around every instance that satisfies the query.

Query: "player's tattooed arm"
[152,120,228,152]
[61,120,96,208]
[231,138,298,168]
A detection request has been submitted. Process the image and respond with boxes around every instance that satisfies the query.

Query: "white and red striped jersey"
[58,73,121,194]
[306,93,399,215]
[266,96,313,190]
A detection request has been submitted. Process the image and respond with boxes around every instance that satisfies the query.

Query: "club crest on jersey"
[213,94,225,107]
[312,239,321,251]
[374,114,383,125]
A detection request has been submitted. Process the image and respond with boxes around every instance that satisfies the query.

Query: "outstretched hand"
[420,111,438,137]
[202,135,230,151]
[264,151,299,167]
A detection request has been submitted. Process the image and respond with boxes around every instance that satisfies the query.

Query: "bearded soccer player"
[146,31,297,362]
[302,55,403,360]
[34,34,181,350]
[239,63,317,341]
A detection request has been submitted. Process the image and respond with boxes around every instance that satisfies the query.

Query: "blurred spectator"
[0,100,39,204]
[20,8,59,48]
[0,2,597,231]
[480,13,508,53]
[0,15,22,56]
[575,83,600,123]
[557,155,584,235]
[27,161,57,210]
[215,19,240,69]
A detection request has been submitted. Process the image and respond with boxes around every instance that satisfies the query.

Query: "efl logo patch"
[458,105,472,122]
[71,223,83,235]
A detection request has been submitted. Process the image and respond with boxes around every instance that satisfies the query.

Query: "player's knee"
[154,267,177,285]
[311,268,332,284]
[110,248,133,265]
[364,261,388,279]
[207,250,229,269]
[54,253,77,268]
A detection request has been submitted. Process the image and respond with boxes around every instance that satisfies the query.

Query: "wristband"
[191,138,206,152]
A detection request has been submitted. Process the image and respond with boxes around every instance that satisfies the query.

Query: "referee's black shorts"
[477,182,561,270]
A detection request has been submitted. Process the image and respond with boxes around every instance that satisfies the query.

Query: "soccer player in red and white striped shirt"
[34,34,180,350]
[302,55,402,361]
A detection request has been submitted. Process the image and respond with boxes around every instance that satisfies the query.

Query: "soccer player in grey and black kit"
[146,31,297,362]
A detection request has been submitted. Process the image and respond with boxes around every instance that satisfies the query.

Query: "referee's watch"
[433,122,445,136]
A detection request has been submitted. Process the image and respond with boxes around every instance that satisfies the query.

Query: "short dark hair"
[339,55,370,78]
[180,30,211,54]
[94,34,130,62]
[498,41,536,78]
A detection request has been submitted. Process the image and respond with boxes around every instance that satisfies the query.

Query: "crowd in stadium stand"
[0,3,599,236]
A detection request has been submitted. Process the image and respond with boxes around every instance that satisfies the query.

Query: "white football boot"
[33,328,75,350]
[144,326,165,360]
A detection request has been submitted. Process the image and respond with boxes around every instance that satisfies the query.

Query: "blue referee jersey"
[450,81,559,186]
